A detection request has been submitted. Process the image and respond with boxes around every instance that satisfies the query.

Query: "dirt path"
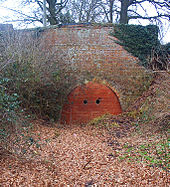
[0,122,168,186]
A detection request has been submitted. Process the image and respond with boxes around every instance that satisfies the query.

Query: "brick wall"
[40,24,152,111]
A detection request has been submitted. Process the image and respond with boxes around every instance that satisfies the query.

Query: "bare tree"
[108,0,116,23]
[69,0,104,23]
[25,0,69,25]
[119,0,170,24]
[99,0,118,23]
[1,0,169,39]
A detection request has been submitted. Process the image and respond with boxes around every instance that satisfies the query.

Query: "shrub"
[0,77,33,153]
[0,30,81,121]
[149,42,170,71]
[0,78,19,140]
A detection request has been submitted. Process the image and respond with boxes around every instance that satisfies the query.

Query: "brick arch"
[60,82,122,124]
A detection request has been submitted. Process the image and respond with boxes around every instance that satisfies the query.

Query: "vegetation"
[1,30,81,121]
[118,0,169,24]
[111,24,169,69]
[111,24,159,67]
[119,138,169,171]
[1,0,169,26]
[0,30,77,150]
[0,76,34,153]
[149,42,170,70]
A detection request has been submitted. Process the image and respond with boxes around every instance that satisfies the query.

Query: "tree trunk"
[109,0,114,23]
[119,0,129,24]
[47,0,58,25]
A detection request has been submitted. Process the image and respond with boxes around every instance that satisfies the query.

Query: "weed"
[88,114,110,126]
[118,138,169,170]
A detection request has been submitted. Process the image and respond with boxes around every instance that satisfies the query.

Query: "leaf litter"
[0,121,169,186]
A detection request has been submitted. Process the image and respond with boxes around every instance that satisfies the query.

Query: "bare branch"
[1,5,42,23]
[35,0,44,11]
[129,14,170,20]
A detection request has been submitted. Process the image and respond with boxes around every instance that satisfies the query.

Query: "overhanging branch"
[129,14,170,20]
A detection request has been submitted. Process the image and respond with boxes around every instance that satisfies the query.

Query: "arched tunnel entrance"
[60,82,122,124]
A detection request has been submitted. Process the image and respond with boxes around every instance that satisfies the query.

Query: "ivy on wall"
[111,24,160,67]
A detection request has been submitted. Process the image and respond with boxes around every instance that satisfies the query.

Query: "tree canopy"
[1,0,169,25]
[0,0,169,43]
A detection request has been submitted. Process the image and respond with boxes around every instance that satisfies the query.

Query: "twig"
[83,159,91,169]
[0,57,14,72]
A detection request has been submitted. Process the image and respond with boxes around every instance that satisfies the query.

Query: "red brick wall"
[61,82,122,124]
[42,25,137,65]
[41,25,152,111]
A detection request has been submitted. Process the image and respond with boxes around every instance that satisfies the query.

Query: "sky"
[0,0,169,44]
